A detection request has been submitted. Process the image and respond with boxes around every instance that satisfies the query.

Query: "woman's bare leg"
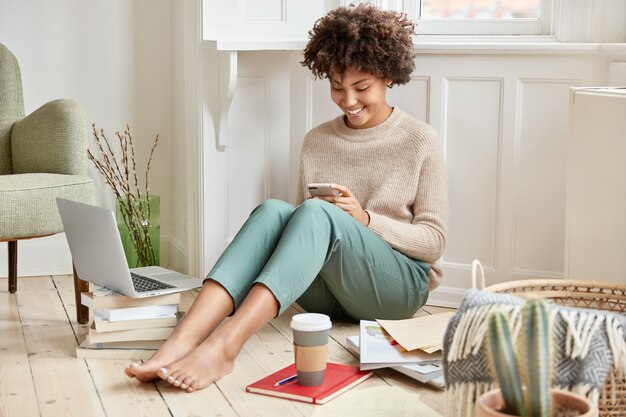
[125,280,234,382]
[156,283,280,392]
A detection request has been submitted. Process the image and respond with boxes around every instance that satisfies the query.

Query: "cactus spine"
[487,298,553,417]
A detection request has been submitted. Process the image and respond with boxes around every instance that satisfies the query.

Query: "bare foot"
[125,336,198,382]
[157,336,236,392]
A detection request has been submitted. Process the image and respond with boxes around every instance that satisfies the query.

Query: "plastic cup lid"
[290,313,332,332]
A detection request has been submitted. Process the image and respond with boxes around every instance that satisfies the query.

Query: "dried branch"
[88,123,161,267]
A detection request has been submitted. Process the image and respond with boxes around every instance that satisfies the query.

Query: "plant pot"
[476,388,594,417]
[116,195,160,268]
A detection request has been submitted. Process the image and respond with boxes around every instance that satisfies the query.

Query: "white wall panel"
[387,76,430,123]
[311,78,342,130]
[202,51,291,271]
[227,75,269,240]
[512,79,580,276]
[241,0,285,22]
[443,78,503,269]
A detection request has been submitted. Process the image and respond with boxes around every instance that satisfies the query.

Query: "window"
[416,0,548,35]
[421,0,541,19]
[340,0,550,36]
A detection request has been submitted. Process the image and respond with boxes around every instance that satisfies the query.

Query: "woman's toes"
[181,376,194,390]
[124,364,137,378]
[157,367,169,380]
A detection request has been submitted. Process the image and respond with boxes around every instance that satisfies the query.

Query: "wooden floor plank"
[17,276,107,417]
[53,275,173,417]
[5,275,449,416]
[56,278,241,417]
[51,275,89,343]
[214,316,313,417]
[153,288,243,417]
[0,279,40,417]
[157,381,241,417]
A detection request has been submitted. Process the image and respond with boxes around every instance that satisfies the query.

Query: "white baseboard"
[0,234,73,277]
[0,234,184,278]
[426,285,468,309]
[166,236,189,275]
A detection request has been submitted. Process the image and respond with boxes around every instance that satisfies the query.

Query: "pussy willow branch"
[88,123,161,266]
[89,123,160,200]
[116,130,130,197]
[125,125,142,201]
[91,124,128,197]
[145,133,160,201]
[99,128,128,195]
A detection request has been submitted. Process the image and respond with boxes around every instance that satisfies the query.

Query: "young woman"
[125,4,448,393]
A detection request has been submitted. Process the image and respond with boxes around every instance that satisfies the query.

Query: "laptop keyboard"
[131,272,176,292]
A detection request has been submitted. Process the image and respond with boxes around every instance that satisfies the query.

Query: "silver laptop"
[56,198,202,298]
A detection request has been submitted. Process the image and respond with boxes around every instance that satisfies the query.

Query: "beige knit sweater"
[296,108,448,290]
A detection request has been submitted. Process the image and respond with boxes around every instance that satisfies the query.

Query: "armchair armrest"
[11,98,87,175]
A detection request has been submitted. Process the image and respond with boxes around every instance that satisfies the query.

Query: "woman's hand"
[313,183,370,227]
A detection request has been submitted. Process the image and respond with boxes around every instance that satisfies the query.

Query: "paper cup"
[290,313,332,386]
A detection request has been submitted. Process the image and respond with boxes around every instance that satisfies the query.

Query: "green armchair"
[0,42,94,324]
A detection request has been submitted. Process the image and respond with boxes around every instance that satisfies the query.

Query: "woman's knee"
[297,198,339,219]
[253,199,295,218]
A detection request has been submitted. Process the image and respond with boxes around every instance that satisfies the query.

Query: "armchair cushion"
[0,173,94,239]
[11,99,87,175]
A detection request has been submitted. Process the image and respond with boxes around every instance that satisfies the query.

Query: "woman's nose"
[342,91,357,107]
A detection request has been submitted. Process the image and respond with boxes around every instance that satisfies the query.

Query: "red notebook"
[246,362,372,405]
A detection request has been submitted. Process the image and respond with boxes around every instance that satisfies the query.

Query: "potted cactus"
[476,298,593,417]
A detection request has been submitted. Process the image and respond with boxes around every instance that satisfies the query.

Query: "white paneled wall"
[207,49,612,307]
[444,77,502,270]
[200,50,291,273]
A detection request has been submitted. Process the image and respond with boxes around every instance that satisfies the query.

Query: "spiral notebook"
[245,362,372,405]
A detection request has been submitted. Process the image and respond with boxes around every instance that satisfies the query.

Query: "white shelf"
[208,38,626,55]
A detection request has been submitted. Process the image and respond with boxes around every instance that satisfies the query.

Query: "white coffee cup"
[290,313,332,386]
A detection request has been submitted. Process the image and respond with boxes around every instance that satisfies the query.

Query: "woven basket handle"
[471,259,486,290]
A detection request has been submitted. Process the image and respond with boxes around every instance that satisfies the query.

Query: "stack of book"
[76,286,180,360]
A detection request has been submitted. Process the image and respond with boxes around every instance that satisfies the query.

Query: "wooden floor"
[1,275,452,417]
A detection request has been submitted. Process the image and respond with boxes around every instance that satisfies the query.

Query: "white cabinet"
[565,87,626,281]
[203,0,332,49]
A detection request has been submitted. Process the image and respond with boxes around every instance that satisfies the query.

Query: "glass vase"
[116,195,160,268]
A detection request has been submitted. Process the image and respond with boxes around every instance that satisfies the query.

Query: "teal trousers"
[207,199,430,320]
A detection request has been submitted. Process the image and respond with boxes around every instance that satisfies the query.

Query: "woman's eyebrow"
[351,78,370,85]
[331,78,371,85]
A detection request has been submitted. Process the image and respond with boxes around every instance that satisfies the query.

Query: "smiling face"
[329,69,392,129]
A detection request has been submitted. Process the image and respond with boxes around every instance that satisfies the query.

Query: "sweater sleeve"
[367,141,448,263]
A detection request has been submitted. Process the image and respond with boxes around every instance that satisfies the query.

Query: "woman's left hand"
[316,183,370,227]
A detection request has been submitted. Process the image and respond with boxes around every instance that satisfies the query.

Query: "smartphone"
[307,183,340,197]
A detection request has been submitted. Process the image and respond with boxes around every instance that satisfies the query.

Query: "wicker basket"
[471,261,626,417]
